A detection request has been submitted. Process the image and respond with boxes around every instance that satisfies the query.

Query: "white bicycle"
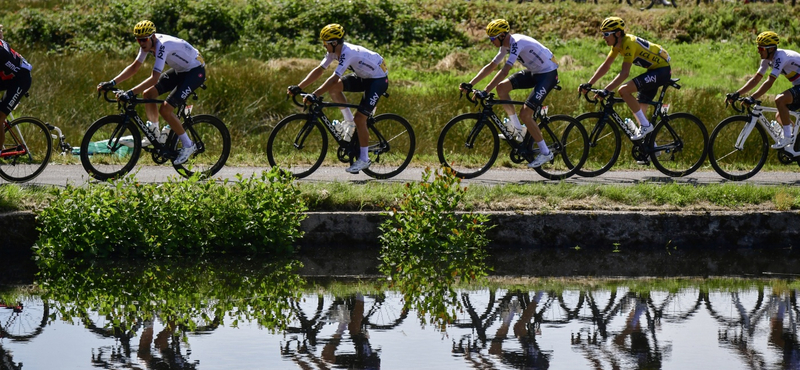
[709,97,800,181]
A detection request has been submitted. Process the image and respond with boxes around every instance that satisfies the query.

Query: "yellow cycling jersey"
[608,34,670,70]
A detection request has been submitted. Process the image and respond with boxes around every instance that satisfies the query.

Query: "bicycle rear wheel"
[708,116,768,181]
[533,114,589,180]
[0,117,52,183]
[574,112,622,177]
[173,114,231,179]
[267,113,328,178]
[437,113,500,179]
[650,112,708,177]
[362,113,416,179]
[80,115,141,181]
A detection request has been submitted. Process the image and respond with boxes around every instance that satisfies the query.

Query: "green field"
[3,0,800,169]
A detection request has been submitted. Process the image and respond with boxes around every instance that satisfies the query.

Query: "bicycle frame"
[734,103,800,155]
[467,92,554,152]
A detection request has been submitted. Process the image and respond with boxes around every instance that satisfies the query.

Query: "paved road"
[5,164,800,186]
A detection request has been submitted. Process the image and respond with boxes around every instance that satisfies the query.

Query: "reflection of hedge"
[39,259,304,334]
[34,168,306,260]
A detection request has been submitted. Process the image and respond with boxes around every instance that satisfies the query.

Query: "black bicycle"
[80,87,231,181]
[576,79,708,177]
[437,88,589,180]
[267,92,415,179]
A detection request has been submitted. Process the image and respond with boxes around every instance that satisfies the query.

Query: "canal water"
[2,266,800,369]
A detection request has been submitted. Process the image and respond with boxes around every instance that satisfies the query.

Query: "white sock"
[179,133,193,148]
[509,115,523,130]
[784,124,792,138]
[340,108,354,122]
[360,146,369,161]
[537,140,550,155]
[634,110,650,127]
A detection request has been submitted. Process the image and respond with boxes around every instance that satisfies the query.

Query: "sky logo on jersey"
[369,92,379,107]
[338,53,346,65]
[510,43,518,55]
[535,87,547,101]
[180,86,192,100]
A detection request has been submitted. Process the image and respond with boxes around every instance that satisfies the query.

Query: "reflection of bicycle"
[577,81,708,177]
[0,297,49,342]
[437,88,589,180]
[268,92,416,179]
[709,97,800,181]
[1,96,71,182]
[80,87,231,181]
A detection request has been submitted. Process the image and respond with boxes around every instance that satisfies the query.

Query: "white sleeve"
[756,59,770,77]
[135,47,147,64]
[319,53,336,69]
[491,47,508,66]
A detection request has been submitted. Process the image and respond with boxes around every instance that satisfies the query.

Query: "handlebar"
[98,84,206,104]
[727,97,760,114]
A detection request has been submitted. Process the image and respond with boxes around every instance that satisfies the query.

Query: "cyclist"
[0,24,33,153]
[726,31,799,149]
[286,23,388,174]
[579,16,671,141]
[96,20,206,165]
[459,19,560,168]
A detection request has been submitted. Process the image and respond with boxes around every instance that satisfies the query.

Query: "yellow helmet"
[133,20,156,37]
[756,31,779,47]
[601,17,625,33]
[320,24,345,42]
[486,19,510,37]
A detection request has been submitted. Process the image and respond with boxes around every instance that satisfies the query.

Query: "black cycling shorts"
[785,85,800,111]
[0,68,31,115]
[341,75,389,116]
[508,69,559,110]
[632,66,671,103]
[155,65,207,108]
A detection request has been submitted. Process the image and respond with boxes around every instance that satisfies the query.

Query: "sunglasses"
[489,36,497,42]
[602,31,616,37]
[136,37,149,43]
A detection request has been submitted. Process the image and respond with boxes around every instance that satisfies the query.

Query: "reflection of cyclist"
[0,23,33,153]
[769,297,800,369]
[613,301,662,368]
[490,292,550,369]
[579,17,672,141]
[321,293,380,369]
[460,19,560,168]
[287,24,389,174]
[726,31,800,150]
[96,20,207,165]
[137,319,198,369]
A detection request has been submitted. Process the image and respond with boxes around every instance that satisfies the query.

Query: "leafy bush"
[34,168,306,261]
[378,167,492,328]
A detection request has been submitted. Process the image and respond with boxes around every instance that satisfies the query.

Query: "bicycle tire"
[533,114,590,180]
[266,113,328,178]
[0,117,52,183]
[437,113,500,179]
[574,111,622,177]
[80,115,141,181]
[172,114,231,179]
[362,113,416,179]
[0,298,49,342]
[650,112,708,177]
[708,115,769,181]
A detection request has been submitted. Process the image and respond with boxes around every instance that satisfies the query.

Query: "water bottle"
[159,125,171,144]
[769,120,784,139]
[623,118,638,137]
[331,119,343,138]
[343,120,356,142]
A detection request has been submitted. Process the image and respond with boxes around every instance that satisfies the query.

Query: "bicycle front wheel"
[533,115,589,180]
[362,113,416,179]
[650,112,708,177]
[574,112,622,177]
[708,115,768,181]
[267,113,328,178]
[0,117,52,183]
[173,114,231,179]
[80,115,141,181]
[437,113,499,179]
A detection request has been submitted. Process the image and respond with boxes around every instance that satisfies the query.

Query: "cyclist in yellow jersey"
[726,31,800,149]
[579,17,671,141]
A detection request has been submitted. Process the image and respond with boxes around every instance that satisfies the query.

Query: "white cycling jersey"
[757,48,800,85]
[491,34,558,74]
[320,42,388,79]
[136,34,204,74]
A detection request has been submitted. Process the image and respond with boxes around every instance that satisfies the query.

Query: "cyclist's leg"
[159,66,206,140]
[624,67,671,129]
[353,77,388,155]
[495,79,517,120]
[518,70,558,144]
[777,86,800,138]
[0,70,31,150]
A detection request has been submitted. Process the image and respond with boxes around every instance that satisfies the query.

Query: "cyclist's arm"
[105,60,143,89]
[750,74,777,100]
[464,61,500,92]
[584,54,615,91]
[736,73,764,96]
[296,66,326,92]
[603,61,631,92]
[128,70,161,95]
[484,64,512,92]
[311,72,341,97]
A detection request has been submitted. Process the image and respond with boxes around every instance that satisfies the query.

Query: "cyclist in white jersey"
[0,24,33,153]
[287,23,389,174]
[96,20,206,165]
[727,31,800,149]
[459,19,560,168]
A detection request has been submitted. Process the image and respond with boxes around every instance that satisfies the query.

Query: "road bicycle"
[267,92,415,179]
[0,94,72,183]
[80,87,231,181]
[0,297,49,341]
[624,0,677,10]
[576,79,708,177]
[708,97,800,181]
[437,88,589,180]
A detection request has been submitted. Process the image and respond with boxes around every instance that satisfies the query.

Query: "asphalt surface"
[5,164,800,186]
